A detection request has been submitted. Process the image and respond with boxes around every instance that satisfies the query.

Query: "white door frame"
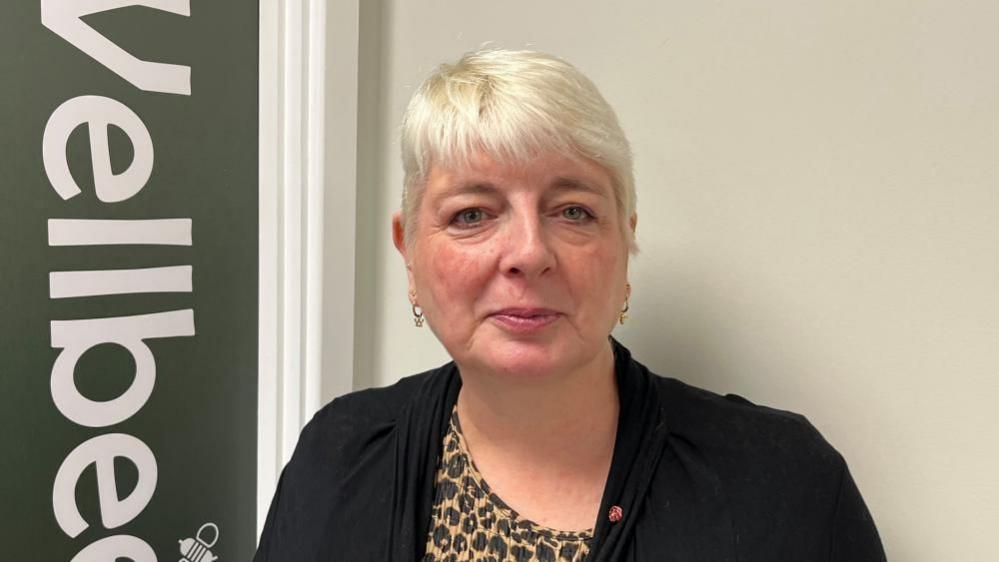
[258,0,358,538]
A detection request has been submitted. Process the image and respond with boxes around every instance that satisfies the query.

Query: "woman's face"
[393,150,634,380]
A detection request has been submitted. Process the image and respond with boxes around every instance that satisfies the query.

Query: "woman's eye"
[452,208,485,227]
[561,206,594,221]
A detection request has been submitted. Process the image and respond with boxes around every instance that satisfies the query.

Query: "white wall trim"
[257,0,358,538]
[257,0,280,540]
[303,0,327,426]
[278,0,305,475]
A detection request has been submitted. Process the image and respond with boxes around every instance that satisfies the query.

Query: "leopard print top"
[422,408,594,562]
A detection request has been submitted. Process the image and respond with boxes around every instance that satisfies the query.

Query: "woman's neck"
[453,341,619,530]
[456,343,619,454]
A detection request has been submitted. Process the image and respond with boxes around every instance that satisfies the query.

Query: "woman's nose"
[497,213,556,278]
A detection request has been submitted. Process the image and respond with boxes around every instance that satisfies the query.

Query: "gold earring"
[409,290,424,327]
[619,283,631,325]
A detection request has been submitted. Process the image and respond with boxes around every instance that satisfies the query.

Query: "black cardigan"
[254,340,886,561]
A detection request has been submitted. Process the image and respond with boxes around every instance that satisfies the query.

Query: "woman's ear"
[629,212,638,235]
[392,212,418,298]
[392,211,407,258]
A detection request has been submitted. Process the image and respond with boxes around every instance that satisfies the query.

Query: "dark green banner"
[1,2,258,560]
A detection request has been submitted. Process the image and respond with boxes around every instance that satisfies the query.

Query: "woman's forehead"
[425,150,615,196]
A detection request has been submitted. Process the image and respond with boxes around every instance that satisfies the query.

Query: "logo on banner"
[179,523,220,562]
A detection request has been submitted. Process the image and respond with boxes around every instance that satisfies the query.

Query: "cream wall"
[350,1,999,560]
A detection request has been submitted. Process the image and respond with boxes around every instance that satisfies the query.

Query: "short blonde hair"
[400,48,637,252]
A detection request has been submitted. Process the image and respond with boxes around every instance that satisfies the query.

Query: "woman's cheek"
[572,245,626,315]
[428,247,489,301]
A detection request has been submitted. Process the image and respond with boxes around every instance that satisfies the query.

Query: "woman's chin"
[443,322,602,379]
[472,337,575,379]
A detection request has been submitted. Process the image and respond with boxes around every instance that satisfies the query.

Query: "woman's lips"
[488,309,562,333]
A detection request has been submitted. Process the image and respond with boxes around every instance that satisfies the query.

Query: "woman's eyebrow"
[550,177,609,198]
[433,178,607,201]
[437,182,500,199]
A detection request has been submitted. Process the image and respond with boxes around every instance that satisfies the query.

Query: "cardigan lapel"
[586,339,671,561]
[389,362,462,562]
[588,340,738,561]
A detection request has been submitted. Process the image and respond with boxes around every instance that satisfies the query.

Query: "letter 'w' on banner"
[40,0,192,95]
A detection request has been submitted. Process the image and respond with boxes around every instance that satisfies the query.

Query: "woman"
[255,48,885,561]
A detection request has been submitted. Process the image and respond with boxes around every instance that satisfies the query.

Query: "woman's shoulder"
[303,362,455,441]
[643,373,884,559]
[319,364,449,419]
[255,365,457,561]
[281,362,455,477]
[651,374,844,474]
[616,341,837,464]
